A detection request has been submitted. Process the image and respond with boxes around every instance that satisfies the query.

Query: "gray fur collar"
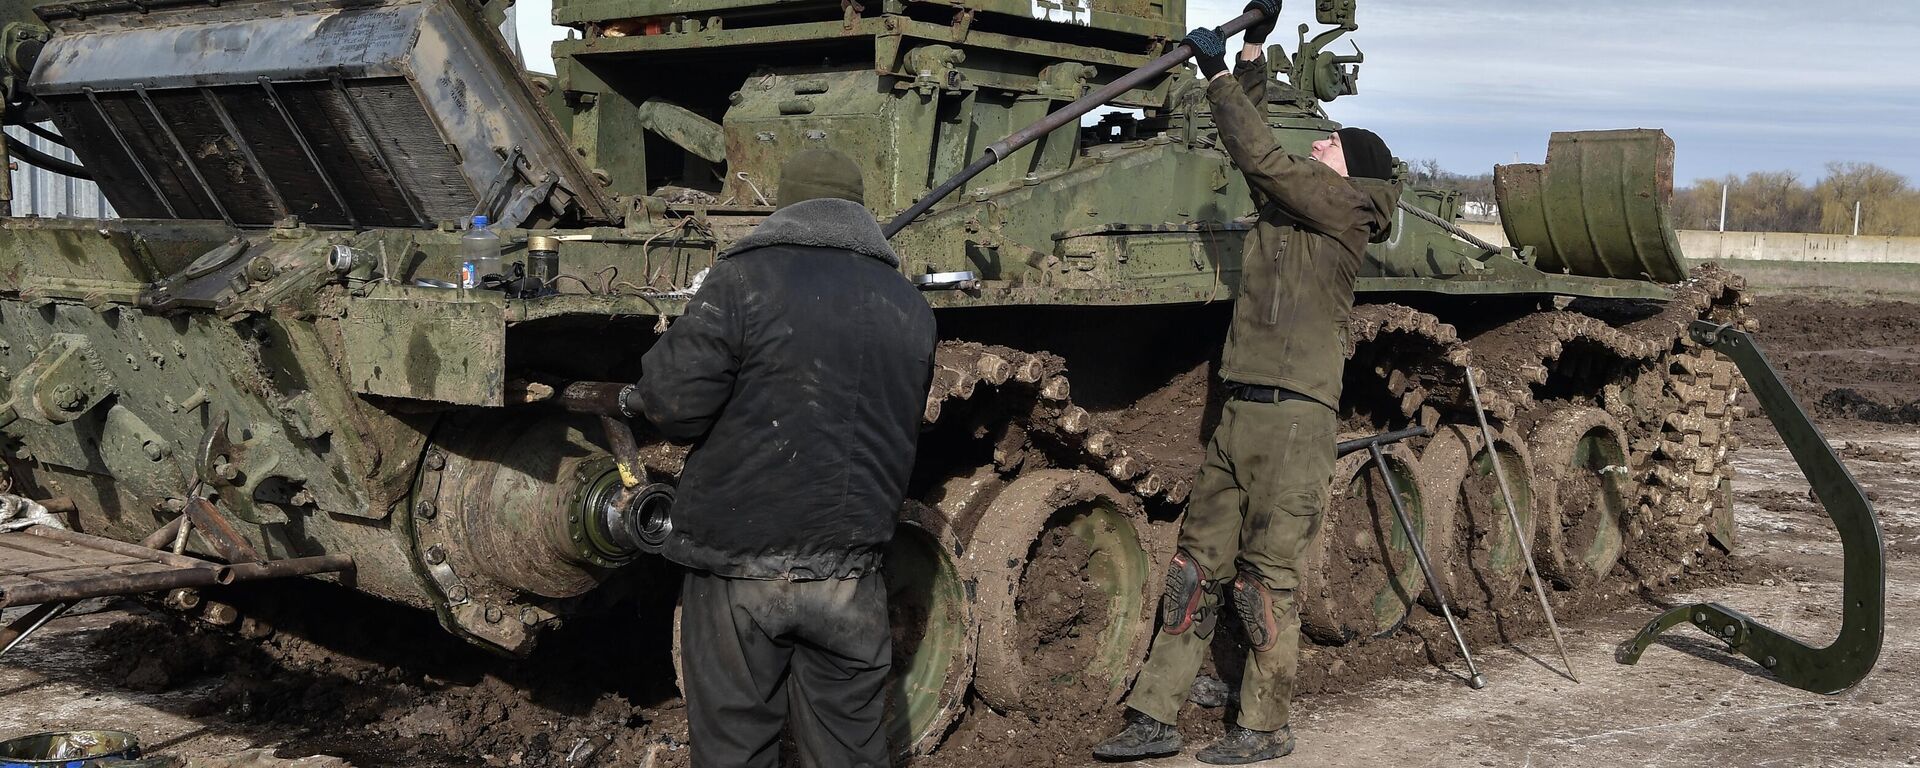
[719,198,899,267]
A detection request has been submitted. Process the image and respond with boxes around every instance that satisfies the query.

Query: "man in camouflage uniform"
[1093,1,1401,763]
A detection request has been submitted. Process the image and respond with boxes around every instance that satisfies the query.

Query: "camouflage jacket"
[1206,58,1399,410]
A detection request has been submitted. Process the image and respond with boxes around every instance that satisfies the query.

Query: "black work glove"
[1185,27,1228,79]
[1243,0,1280,45]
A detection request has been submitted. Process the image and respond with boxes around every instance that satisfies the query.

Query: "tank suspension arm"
[3,135,89,180]
[882,6,1271,239]
[1396,200,1499,255]
[1615,321,1885,695]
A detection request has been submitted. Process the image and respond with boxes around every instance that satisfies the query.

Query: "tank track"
[901,265,1750,748]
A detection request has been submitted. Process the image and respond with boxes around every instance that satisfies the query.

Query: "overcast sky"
[515,0,1920,185]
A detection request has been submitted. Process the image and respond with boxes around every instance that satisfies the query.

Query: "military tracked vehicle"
[0,0,1777,754]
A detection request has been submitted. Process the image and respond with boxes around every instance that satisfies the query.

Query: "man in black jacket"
[629,148,937,768]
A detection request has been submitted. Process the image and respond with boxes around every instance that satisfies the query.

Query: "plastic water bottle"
[461,215,502,288]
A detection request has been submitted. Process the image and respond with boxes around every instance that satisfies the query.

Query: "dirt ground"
[1,292,1916,767]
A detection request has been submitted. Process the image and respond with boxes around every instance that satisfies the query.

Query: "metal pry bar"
[1466,366,1578,682]
[1616,321,1883,694]
[1344,425,1487,689]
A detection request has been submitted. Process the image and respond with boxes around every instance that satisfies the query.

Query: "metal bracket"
[474,146,528,223]
[194,410,280,549]
[1615,321,1884,695]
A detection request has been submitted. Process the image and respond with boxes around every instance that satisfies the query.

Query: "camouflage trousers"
[1125,397,1336,732]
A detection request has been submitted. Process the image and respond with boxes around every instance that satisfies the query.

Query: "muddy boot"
[1196,725,1295,765]
[1092,709,1182,762]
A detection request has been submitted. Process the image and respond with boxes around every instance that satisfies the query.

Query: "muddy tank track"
[891,265,1750,753]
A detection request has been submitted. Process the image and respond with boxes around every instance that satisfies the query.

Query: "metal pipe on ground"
[0,552,352,609]
[24,525,211,572]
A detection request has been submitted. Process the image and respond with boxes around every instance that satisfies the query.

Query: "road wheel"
[1529,406,1632,588]
[962,470,1156,714]
[1301,440,1438,643]
[886,501,977,756]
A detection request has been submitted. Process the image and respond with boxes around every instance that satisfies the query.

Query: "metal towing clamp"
[1616,321,1885,694]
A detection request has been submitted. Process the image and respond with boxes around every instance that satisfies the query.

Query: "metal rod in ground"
[1366,442,1487,689]
[1464,366,1579,682]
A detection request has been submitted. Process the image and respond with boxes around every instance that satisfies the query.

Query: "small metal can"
[527,235,561,295]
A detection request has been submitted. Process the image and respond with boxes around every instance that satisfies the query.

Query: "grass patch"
[1690,259,1920,302]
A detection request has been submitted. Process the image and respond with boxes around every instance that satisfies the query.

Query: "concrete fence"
[1456,223,1920,265]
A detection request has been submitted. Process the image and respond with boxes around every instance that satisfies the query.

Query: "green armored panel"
[723,70,937,212]
[554,0,1182,38]
[341,287,508,407]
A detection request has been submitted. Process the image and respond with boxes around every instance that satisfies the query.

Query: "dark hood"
[720,198,900,267]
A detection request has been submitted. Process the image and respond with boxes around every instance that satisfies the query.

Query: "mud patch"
[1743,296,1920,429]
[1093,363,1212,483]
[86,581,686,768]
[1453,469,1520,610]
[1838,440,1910,464]
[1016,527,1112,708]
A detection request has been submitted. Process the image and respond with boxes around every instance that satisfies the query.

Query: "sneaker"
[1195,725,1295,764]
[1092,709,1182,762]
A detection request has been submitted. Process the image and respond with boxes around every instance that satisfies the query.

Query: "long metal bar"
[882,7,1268,238]
[224,554,355,582]
[257,77,359,228]
[1365,438,1487,689]
[200,86,290,218]
[134,84,234,226]
[1337,426,1430,458]
[0,601,72,657]
[0,564,233,608]
[329,76,429,227]
[1466,366,1578,681]
[0,553,351,609]
[139,515,186,551]
[23,524,215,572]
[183,496,262,564]
[82,87,178,218]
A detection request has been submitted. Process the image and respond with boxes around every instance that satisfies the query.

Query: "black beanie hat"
[777,148,865,208]
[1336,127,1394,181]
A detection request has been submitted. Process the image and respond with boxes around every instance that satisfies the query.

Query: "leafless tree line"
[1409,160,1918,237]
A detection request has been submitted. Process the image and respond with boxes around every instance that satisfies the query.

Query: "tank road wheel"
[887,502,977,756]
[1301,441,1440,643]
[1417,425,1538,611]
[962,470,1156,714]
[1528,406,1633,588]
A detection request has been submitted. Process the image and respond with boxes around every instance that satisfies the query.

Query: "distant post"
[1853,201,1862,237]
[1719,185,1728,233]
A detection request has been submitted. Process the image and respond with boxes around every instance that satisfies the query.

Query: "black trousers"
[680,570,892,768]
